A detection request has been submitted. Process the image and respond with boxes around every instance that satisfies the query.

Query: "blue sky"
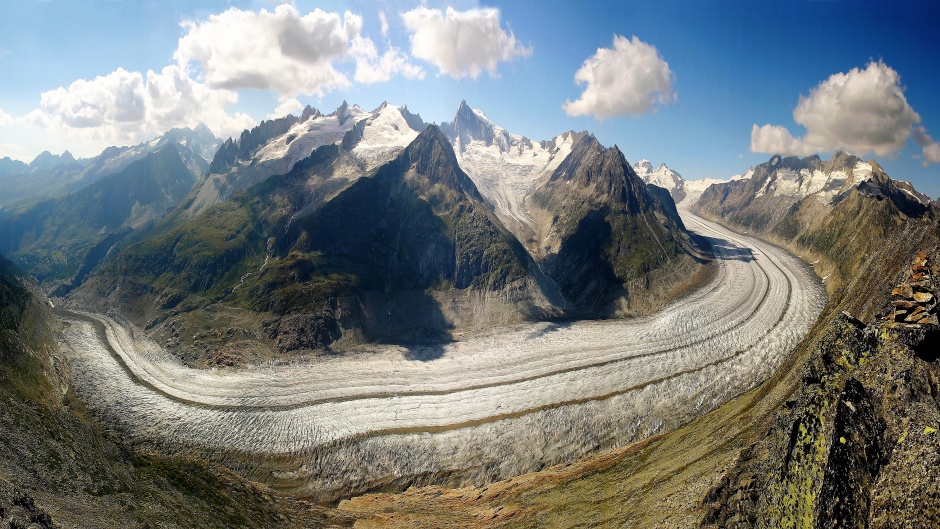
[1,0,938,197]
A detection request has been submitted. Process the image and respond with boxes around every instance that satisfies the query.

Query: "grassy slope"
[0,256,351,528]
[336,187,937,528]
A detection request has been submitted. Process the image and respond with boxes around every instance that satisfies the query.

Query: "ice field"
[59,210,826,499]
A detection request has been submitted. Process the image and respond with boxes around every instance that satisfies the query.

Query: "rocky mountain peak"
[332,100,360,126]
[299,105,320,122]
[551,133,643,196]
[402,124,474,195]
[441,100,498,149]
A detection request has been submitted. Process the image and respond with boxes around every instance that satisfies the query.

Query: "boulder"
[892,283,914,299]
[913,292,934,303]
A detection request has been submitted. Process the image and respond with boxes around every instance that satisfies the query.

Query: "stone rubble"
[887,251,939,326]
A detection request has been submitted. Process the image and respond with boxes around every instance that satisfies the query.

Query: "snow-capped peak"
[635,160,684,192]
[439,102,581,240]
[633,159,654,175]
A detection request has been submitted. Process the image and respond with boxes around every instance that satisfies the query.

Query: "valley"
[57,208,825,502]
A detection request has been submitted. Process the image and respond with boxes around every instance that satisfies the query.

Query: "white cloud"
[750,61,923,158]
[145,65,255,140]
[749,124,819,157]
[401,7,531,80]
[8,5,431,158]
[379,11,389,37]
[350,31,424,84]
[0,108,12,127]
[266,98,304,121]
[913,126,940,166]
[20,65,254,147]
[175,5,354,98]
[175,5,418,97]
[563,35,674,119]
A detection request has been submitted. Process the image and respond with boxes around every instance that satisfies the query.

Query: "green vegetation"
[0,147,197,287]
[0,256,331,528]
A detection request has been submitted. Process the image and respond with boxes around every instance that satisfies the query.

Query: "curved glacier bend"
[58,210,826,499]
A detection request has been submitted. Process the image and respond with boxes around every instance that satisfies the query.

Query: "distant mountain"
[440,100,581,246]
[0,157,29,179]
[633,160,686,202]
[187,101,427,218]
[632,159,753,206]
[694,152,934,294]
[0,146,198,291]
[0,125,218,212]
[696,152,930,231]
[441,101,700,315]
[29,150,81,172]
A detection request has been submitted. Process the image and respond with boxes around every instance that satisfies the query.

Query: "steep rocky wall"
[702,251,940,528]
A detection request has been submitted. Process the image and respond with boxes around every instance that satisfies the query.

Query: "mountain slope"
[0,146,198,290]
[186,102,425,218]
[695,152,933,294]
[82,125,556,365]
[528,134,698,314]
[0,256,334,529]
[0,126,217,212]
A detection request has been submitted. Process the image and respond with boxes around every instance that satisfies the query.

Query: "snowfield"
[58,209,825,499]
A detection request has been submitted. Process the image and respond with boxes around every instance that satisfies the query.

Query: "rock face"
[0,256,310,528]
[79,104,700,364]
[529,134,695,313]
[701,250,940,528]
[886,252,939,325]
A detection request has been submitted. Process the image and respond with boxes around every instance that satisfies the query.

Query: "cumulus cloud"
[0,108,12,127]
[21,65,254,146]
[563,35,674,119]
[174,5,420,96]
[401,7,531,80]
[175,5,355,97]
[750,61,923,158]
[749,124,819,157]
[913,126,940,166]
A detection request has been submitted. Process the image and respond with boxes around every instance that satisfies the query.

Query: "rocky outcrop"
[701,250,940,528]
[0,489,57,529]
[885,251,938,325]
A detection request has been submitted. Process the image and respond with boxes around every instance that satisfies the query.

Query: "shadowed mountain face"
[283,125,526,294]
[530,134,694,312]
[0,256,319,528]
[0,146,198,291]
[74,116,699,364]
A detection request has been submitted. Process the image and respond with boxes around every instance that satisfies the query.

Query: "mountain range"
[64,101,702,365]
[3,98,940,527]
